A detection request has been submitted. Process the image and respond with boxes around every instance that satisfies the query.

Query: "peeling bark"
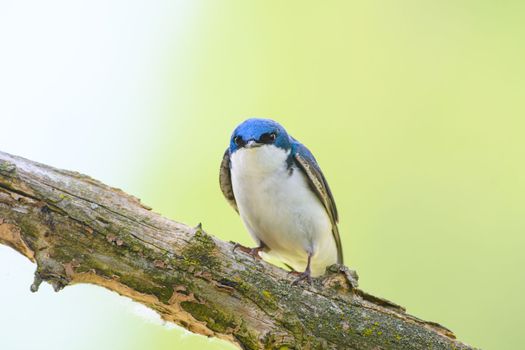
[0,151,478,350]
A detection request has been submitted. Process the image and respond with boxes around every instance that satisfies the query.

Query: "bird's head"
[229,118,292,153]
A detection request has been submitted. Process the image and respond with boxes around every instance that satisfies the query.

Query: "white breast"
[230,145,337,276]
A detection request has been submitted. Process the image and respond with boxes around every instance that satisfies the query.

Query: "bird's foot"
[232,243,264,260]
[291,270,313,286]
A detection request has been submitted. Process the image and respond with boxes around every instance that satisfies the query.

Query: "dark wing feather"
[219,148,238,213]
[293,143,343,264]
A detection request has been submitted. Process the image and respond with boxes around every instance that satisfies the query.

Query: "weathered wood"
[0,150,478,350]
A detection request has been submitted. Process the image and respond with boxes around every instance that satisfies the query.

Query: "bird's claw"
[232,243,263,260]
[291,271,313,286]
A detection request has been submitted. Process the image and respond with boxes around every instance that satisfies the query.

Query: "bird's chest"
[233,164,296,218]
[230,146,296,217]
[230,146,325,250]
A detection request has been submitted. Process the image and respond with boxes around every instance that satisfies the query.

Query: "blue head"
[229,118,292,153]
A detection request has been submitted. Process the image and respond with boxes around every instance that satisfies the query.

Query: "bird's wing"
[219,148,238,213]
[293,142,343,264]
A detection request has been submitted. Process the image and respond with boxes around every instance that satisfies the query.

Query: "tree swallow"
[220,118,343,284]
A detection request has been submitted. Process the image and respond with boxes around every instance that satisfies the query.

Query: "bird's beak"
[245,140,262,148]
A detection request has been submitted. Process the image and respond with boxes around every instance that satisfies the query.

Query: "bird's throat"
[231,145,290,177]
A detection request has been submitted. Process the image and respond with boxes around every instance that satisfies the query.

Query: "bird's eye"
[259,132,277,144]
[234,136,245,147]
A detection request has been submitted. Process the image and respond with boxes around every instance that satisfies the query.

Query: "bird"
[219,118,343,284]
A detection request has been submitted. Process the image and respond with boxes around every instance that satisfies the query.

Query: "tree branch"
[0,150,477,350]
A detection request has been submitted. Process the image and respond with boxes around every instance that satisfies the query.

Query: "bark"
[0,150,478,350]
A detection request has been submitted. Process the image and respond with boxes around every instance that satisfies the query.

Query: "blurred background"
[1,1,524,349]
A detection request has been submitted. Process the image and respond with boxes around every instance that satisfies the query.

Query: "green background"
[1,1,524,349]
